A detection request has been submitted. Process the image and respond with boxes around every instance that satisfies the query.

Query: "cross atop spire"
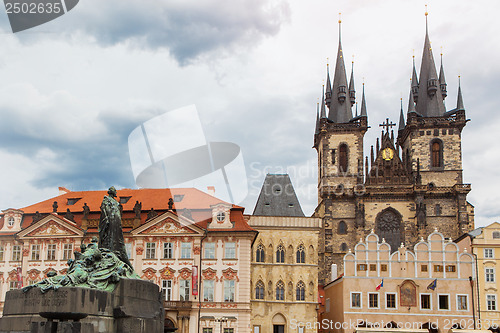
[379,118,396,133]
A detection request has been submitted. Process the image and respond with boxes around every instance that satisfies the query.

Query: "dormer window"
[216,211,226,223]
[119,196,131,204]
[7,217,14,227]
[173,195,184,202]
[67,198,81,205]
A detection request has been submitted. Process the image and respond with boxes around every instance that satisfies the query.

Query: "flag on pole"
[376,279,383,291]
[427,279,437,290]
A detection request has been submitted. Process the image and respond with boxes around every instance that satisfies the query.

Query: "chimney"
[58,187,70,195]
[331,264,338,281]
[207,186,215,196]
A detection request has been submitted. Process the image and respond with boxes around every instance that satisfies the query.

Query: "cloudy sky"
[0,0,498,228]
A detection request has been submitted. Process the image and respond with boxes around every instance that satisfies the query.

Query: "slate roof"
[252,174,305,217]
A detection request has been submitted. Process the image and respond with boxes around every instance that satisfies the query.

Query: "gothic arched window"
[435,204,442,216]
[376,208,403,253]
[255,281,265,299]
[276,281,285,300]
[296,281,305,301]
[340,243,348,252]
[339,144,348,172]
[256,244,265,263]
[296,245,305,264]
[431,140,443,168]
[276,245,285,263]
[338,221,347,235]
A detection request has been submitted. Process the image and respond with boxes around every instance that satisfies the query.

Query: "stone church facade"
[313,16,474,284]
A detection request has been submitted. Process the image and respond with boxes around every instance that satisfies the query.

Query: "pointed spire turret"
[456,76,465,111]
[360,83,367,118]
[439,51,447,99]
[398,98,405,131]
[315,102,320,134]
[349,58,356,107]
[408,88,417,114]
[411,55,419,104]
[416,9,446,117]
[320,85,327,118]
[325,63,332,107]
[327,14,353,123]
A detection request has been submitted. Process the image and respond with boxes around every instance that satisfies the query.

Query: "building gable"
[16,213,83,239]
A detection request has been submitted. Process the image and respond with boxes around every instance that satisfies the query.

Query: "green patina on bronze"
[24,186,140,294]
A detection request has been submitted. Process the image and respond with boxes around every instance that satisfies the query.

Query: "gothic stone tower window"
[276,245,285,263]
[338,221,347,234]
[256,244,265,263]
[296,244,305,264]
[255,281,265,299]
[431,139,443,168]
[375,208,403,252]
[276,281,285,300]
[339,144,348,173]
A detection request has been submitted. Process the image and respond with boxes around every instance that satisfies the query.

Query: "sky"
[0,0,499,228]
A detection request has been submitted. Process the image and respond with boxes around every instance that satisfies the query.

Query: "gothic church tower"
[314,14,473,285]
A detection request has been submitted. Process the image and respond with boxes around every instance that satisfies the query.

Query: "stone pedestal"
[0,279,164,333]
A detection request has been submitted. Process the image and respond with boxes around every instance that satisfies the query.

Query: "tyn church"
[313,15,474,284]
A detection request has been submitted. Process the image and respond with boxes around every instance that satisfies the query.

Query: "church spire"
[360,82,367,118]
[439,51,447,99]
[349,58,356,107]
[320,85,327,118]
[411,55,419,104]
[325,62,332,107]
[315,102,320,134]
[398,98,405,131]
[408,87,417,114]
[328,14,353,123]
[416,9,446,117]
[457,76,465,111]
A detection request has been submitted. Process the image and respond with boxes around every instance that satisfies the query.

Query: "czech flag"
[376,279,383,291]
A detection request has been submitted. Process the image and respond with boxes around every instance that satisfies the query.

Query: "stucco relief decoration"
[23,249,29,257]
[136,247,144,255]
[202,268,217,281]
[179,268,192,280]
[160,267,175,280]
[0,272,4,283]
[193,246,201,255]
[27,221,73,237]
[8,269,17,281]
[201,303,216,308]
[27,269,41,281]
[222,268,239,282]
[399,280,417,307]
[43,268,56,278]
[141,267,157,281]
[221,303,237,308]
[145,220,189,234]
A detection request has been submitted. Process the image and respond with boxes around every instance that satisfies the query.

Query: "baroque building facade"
[0,187,257,333]
[249,174,321,333]
[322,230,476,333]
[313,16,474,284]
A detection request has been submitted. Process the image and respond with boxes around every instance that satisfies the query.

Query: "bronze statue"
[82,203,90,219]
[99,187,132,268]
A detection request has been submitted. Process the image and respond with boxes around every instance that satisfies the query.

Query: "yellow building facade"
[249,174,321,333]
[456,222,500,328]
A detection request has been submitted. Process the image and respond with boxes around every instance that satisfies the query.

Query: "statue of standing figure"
[99,186,133,269]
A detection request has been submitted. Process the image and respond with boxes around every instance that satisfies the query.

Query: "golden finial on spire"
[352,54,355,64]
[425,4,428,16]
[362,77,365,85]
[327,57,329,66]
[338,12,342,24]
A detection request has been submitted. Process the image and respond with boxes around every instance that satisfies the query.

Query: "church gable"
[17,214,83,239]
[131,211,202,236]
[366,127,412,186]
